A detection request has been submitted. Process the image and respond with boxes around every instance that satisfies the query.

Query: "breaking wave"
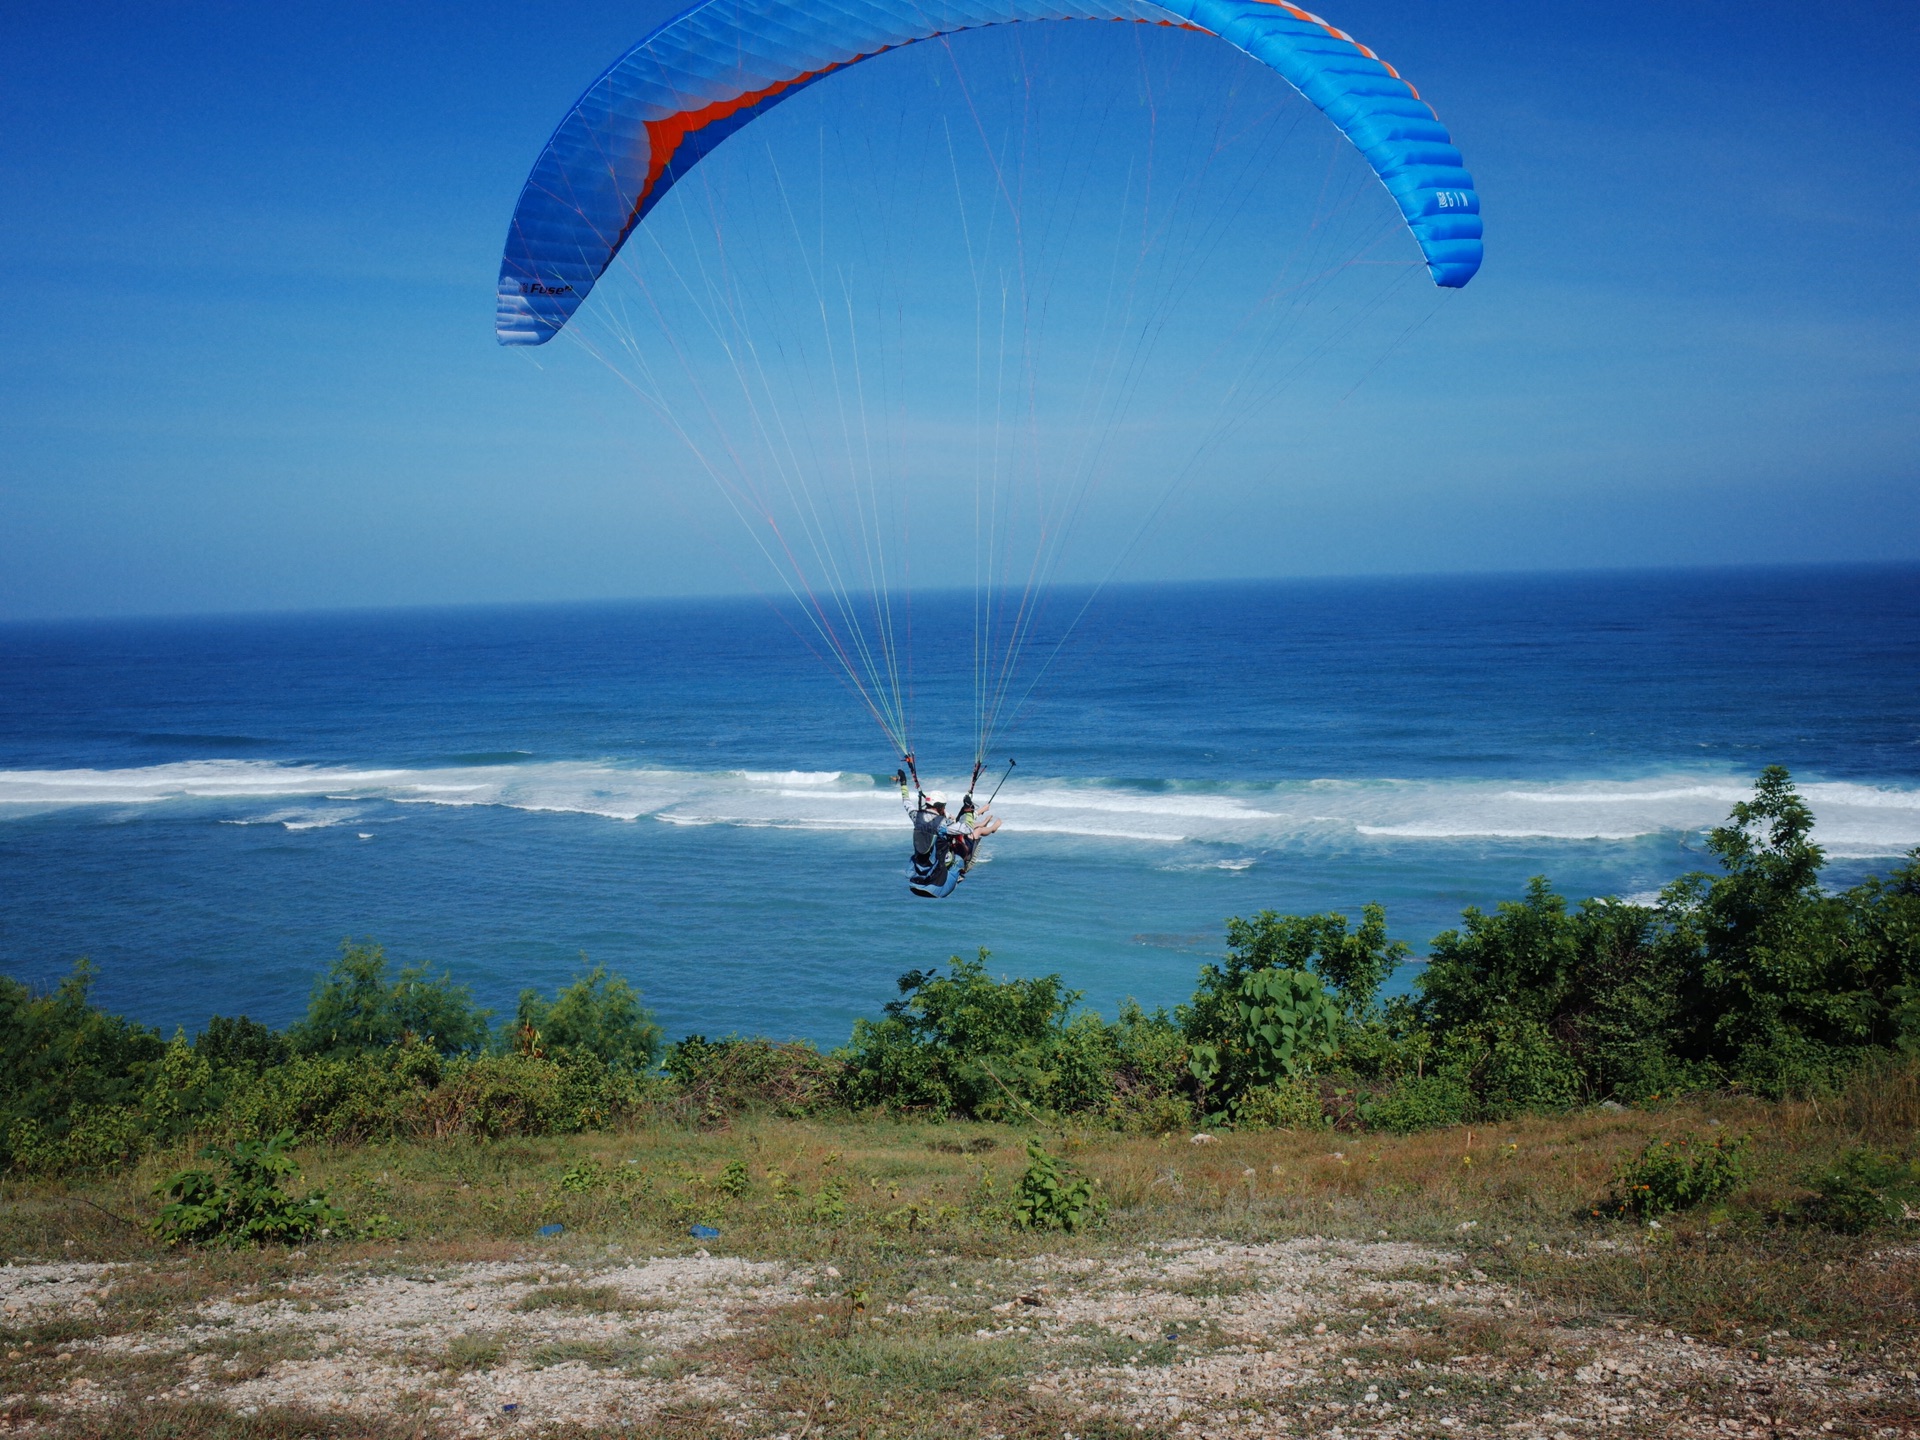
[2,760,1917,857]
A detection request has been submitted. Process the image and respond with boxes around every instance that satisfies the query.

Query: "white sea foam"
[3,761,1917,857]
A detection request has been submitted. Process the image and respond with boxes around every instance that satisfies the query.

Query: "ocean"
[3,566,1918,1046]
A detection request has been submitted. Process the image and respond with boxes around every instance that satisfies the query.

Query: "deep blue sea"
[3,567,1918,1047]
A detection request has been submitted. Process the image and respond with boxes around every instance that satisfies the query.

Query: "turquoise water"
[3,567,1918,1044]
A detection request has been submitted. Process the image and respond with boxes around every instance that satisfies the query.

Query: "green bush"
[664,1035,844,1119]
[1438,1016,1583,1118]
[1797,1148,1920,1234]
[289,941,491,1059]
[1602,1134,1750,1219]
[1667,770,1919,1094]
[1220,904,1409,1017]
[151,1131,347,1249]
[1101,1001,1190,1131]
[1358,1073,1473,1134]
[0,960,166,1173]
[837,952,1098,1120]
[418,1051,641,1138]
[219,1048,422,1145]
[1418,881,1661,1110]
[0,953,649,1173]
[1182,905,1406,1114]
[195,1015,292,1073]
[1105,1086,1193,1135]
[6,767,1915,1176]
[1013,1140,1104,1233]
[513,964,663,1071]
[1233,1076,1325,1131]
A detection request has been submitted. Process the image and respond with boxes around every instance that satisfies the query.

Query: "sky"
[1,0,1916,621]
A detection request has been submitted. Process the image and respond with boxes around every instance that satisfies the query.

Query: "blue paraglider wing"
[496,0,1481,345]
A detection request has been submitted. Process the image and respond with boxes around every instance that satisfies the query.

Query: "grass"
[512,1283,633,1313]
[440,1330,504,1372]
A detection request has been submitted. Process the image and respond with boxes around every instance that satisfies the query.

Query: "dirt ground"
[4,1237,1916,1439]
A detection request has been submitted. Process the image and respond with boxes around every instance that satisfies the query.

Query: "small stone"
[1313,1323,1327,1334]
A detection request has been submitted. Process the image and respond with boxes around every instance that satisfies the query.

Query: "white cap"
[923,790,948,806]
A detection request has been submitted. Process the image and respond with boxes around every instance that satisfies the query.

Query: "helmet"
[923,790,948,807]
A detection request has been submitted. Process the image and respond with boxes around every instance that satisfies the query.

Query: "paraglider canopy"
[497,0,1481,346]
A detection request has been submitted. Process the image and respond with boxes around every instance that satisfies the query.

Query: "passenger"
[896,772,1000,898]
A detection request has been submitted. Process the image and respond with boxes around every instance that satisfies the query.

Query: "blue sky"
[2,0,1916,620]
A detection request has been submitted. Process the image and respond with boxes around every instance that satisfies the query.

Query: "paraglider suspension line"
[984,756,1016,807]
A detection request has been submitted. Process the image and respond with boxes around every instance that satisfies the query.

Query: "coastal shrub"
[1437,1017,1583,1118]
[140,1032,221,1142]
[289,941,491,1059]
[9,769,1917,1173]
[1847,852,1920,1054]
[1233,1075,1325,1131]
[151,1131,346,1249]
[1796,1148,1920,1234]
[1179,906,1401,1113]
[1101,1000,1190,1131]
[1358,1073,1474,1134]
[512,964,663,1071]
[1601,1134,1750,1220]
[1013,1140,1104,1233]
[1106,1086,1193,1135]
[1418,881,1676,1106]
[194,1014,293,1073]
[664,1035,844,1119]
[1663,768,1919,1094]
[417,1051,641,1139]
[1182,965,1340,1113]
[1221,904,1409,1018]
[0,960,166,1173]
[837,952,1095,1120]
[1053,1012,1120,1115]
[219,1048,424,1145]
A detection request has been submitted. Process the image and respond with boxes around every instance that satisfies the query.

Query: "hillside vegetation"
[4,768,1916,1180]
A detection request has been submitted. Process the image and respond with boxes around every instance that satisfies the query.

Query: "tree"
[1682,765,1858,1089]
[0,960,165,1170]
[837,951,1101,1119]
[514,964,663,1070]
[1219,904,1408,1018]
[1181,907,1400,1113]
[288,942,490,1059]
